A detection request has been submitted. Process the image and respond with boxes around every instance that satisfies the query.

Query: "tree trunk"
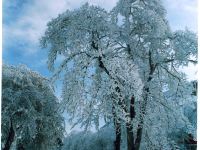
[114,120,121,150]
[126,96,136,150]
[134,87,148,150]
[134,127,142,150]
[134,103,145,150]
[97,54,123,150]
[17,142,25,150]
[113,105,121,150]
[127,124,134,150]
[3,120,15,150]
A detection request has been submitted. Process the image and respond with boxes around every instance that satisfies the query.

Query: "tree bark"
[127,96,136,150]
[134,87,148,150]
[134,106,145,150]
[127,124,134,150]
[114,120,121,150]
[134,50,156,150]
[17,142,25,150]
[113,106,121,150]
[134,127,143,150]
[3,120,15,150]
[98,55,123,150]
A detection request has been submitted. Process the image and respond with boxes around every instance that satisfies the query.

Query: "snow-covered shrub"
[1,64,65,150]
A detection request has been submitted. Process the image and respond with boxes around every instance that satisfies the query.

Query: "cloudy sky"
[3,0,198,94]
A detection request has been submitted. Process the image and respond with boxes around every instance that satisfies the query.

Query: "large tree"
[1,65,65,150]
[41,1,197,150]
[41,3,142,150]
[111,0,197,149]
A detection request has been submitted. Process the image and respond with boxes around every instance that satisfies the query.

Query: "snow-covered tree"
[41,3,143,150]
[1,65,65,150]
[110,0,197,149]
[41,1,197,150]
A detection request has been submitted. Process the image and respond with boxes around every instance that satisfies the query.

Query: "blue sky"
[3,0,198,96]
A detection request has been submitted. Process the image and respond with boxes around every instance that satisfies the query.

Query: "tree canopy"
[1,65,65,150]
[40,1,197,150]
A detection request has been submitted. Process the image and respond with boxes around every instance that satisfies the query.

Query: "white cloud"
[3,0,117,54]
[4,0,71,53]
[179,63,198,81]
[163,0,197,32]
[3,0,197,54]
[164,0,197,13]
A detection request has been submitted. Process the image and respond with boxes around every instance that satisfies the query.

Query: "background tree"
[1,64,65,150]
[62,125,115,150]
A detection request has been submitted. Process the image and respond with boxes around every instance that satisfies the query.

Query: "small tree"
[1,64,65,150]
